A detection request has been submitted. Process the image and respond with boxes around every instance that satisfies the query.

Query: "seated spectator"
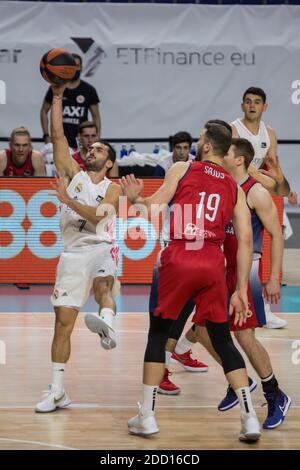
[72,121,98,170]
[72,121,118,177]
[153,131,193,177]
[0,127,45,176]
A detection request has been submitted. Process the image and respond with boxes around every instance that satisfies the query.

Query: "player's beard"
[86,159,106,172]
[195,143,204,161]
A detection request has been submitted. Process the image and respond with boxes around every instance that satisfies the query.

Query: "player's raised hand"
[120,174,144,203]
[50,174,71,205]
[259,154,283,183]
[51,83,67,98]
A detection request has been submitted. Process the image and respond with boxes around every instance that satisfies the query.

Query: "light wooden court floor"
[0,312,299,450]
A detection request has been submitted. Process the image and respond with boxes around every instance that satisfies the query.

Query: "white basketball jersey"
[231,118,270,169]
[60,171,115,250]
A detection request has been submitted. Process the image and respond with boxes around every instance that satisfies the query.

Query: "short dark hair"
[203,123,232,157]
[72,53,83,67]
[172,131,193,149]
[206,119,232,136]
[78,121,97,134]
[98,139,116,164]
[242,87,266,104]
[231,138,254,169]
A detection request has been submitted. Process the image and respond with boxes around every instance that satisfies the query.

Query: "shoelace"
[182,350,203,366]
[40,385,61,400]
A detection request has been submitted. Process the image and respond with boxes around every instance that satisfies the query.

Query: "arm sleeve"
[88,84,100,105]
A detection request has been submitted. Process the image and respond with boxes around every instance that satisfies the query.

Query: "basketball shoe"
[128,403,159,436]
[239,414,261,442]
[218,377,257,411]
[264,304,287,329]
[170,350,208,372]
[263,390,291,429]
[85,312,116,349]
[158,369,181,395]
[35,384,71,413]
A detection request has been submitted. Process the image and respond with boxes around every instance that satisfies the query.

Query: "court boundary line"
[0,325,298,341]
[0,404,299,410]
[0,437,79,450]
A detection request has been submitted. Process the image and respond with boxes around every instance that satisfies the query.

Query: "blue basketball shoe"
[263,390,291,429]
[218,377,257,411]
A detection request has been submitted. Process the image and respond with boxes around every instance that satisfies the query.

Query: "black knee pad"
[206,320,245,374]
[168,299,195,341]
[144,312,173,363]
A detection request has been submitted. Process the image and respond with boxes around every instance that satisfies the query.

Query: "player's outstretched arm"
[120,161,189,210]
[50,84,79,183]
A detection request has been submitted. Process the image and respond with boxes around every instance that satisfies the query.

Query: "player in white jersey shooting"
[35,83,122,413]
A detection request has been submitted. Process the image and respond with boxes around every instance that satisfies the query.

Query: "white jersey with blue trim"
[231,118,270,169]
[60,171,115,250]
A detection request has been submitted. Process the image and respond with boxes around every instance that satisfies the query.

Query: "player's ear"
[263,102,268,112]
[106,159,113,170]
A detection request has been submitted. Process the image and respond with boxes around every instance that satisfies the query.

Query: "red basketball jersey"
[224,176,258,267]
[3,149,34,177]
[169,161,238,246]
[72,150,87,171]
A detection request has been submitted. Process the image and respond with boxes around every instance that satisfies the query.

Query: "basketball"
[40,48,78,85]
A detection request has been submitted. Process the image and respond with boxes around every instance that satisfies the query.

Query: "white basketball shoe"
[35,384,71,413]
[239,414,261,442]
[85,312,116,349]
[128,403,159,436]
[265,304,287,329]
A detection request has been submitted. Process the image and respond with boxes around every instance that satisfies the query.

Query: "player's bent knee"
[144,313,173,363]
[206,320,245,374]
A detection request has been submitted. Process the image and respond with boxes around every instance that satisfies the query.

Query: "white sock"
[235,386,255,416]
[175,336,195,355]
[165,351,172,369]
[52,362,65,391]
[99,307,115,328]
[141,384,158,413]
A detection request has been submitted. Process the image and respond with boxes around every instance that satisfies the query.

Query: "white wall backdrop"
[0,2,300,200]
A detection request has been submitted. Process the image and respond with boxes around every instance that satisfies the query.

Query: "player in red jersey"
[121,123,261,442]
[72,121,98,170]
[0,127,45,176]
[196,138,291,430]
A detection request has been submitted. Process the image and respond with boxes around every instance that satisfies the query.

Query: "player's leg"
[170,304,209,373]
[35,306,78,413]
[128,313,173,436]
[205,320,261,442]
[235,328,291,429]
[85,275,117,349]
[84,244,119,349]
[148,266,181,395]
[129,243,196,436]
[194,249,260,442]
[35,251,86,413]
